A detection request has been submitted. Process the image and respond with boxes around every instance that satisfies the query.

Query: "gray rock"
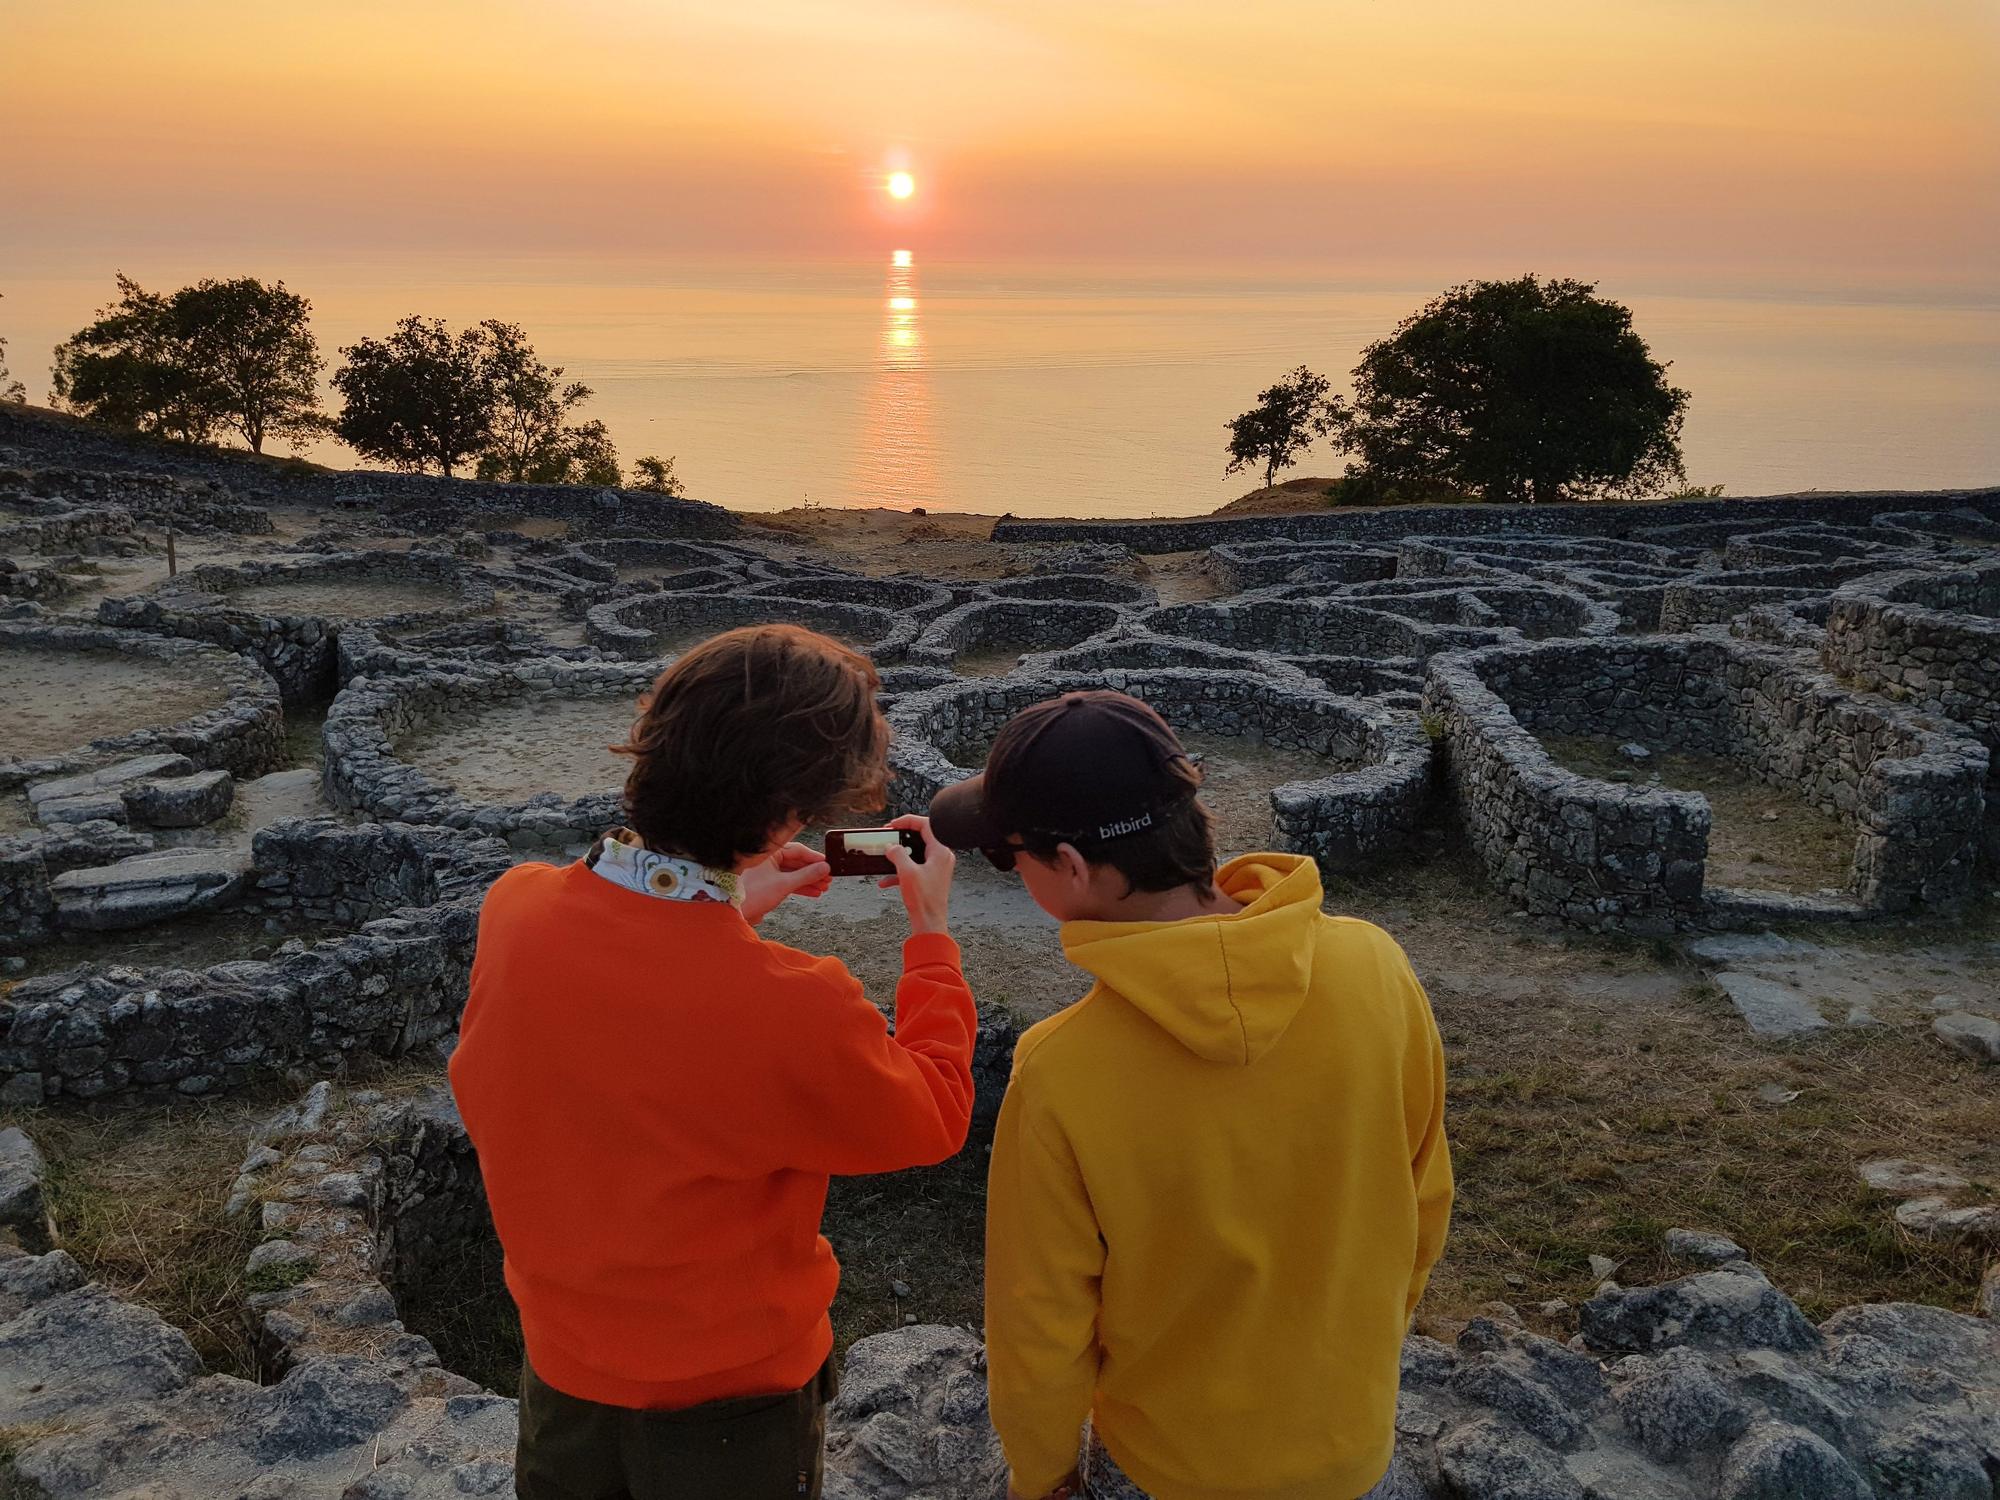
[1581,1265,1820,1356]
[1892,1196,2000,1246]
[0,1279,201,1426]
[1977,1260,1999,1320]
[246,1356,411,1461]
[1619,743,1652,763]
[0,1127,51,1250]
[26,753,194,805]
[1610,1347,1749,1461]
[1662,1228,1745,1266]
[1436,1416,1585,1500]
[1865,1415,1992,1500]
[1933,1011,2000,1063]
[1858,1158,1970,1195]
[1712,973,1828,1037]
[824,1325,1006,1498]
[48,846,250,930]
[123,768,234,828]
[34,791,129,826]
[1717,1423,1870,1500]
[1684,931,1798,965]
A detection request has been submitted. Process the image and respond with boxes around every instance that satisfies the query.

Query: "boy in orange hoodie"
[450,625,976,1499]
[930,691,1451,1500]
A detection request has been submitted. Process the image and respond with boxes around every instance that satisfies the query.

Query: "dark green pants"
[514,1354,838,1500]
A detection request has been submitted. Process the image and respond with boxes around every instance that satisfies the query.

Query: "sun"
[886,171,916,200]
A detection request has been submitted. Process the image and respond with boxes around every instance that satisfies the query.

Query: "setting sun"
[886,170,915,200]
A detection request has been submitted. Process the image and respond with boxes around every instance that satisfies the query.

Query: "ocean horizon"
[6,253,1996,518]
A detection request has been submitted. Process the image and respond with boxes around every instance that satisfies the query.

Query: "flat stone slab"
[0,1257,202,1428]
[33,791,128,827]
[124,768,234,828]
[1933,1011,2000,1063]
[1685,931,1803,966]
[1713,971,1829,1038]
[26,753,195,806]
[49,847,251,931]
[1858,1159,1971,1196]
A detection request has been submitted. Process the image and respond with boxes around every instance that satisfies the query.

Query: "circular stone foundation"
[324,661,660,846]
[908,600,1126,676]
[887,669,1431,874]
[0,621,284,789]
[1136,597,1495,662]
[1422,634,1989,932]
[98,551,498,703]
[980,574,1154,606]
[585,590,911,662]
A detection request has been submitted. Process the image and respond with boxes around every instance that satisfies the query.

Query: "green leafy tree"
[630,454,686,497]
[517,417,622,486]
[51,275,327,450]
[475,320,595,482]
[175,277,327,453]
[332,317,499,477]
[51,274,217,443]
[0,294,26,403]
[1332,275,1689,504]
[1225,365,1341,489]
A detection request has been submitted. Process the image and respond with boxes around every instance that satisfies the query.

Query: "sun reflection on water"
[855,251,939,507]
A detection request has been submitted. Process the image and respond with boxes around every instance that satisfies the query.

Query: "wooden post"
[166,521,177,578]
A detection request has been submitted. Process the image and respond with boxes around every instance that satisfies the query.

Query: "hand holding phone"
[874,815,955,936]
[824,827,927,877]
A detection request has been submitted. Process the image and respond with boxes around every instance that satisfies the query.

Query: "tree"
[1331,275,1690,504]
[332,317,499,477]
[516,418,622,486]
[51,274,327,450]
[0,294,26,403]
[475,320,594,482]
[51,274,217,443]
[176,278,326,453]
[631,455,686,497]
[1225,366,1341,489]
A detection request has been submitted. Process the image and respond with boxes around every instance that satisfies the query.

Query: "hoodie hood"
[1058,853,1324,1064]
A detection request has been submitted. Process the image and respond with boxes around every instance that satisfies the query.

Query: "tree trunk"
[1265,456,1278,488]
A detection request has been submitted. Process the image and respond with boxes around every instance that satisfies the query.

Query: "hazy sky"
[7,0,1998,285]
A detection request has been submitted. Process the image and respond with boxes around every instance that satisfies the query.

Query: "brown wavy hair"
[614,625,890,868]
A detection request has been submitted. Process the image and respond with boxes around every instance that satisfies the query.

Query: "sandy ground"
[223,577,466,620]
[393,694,641,805]
[0,648,236,762]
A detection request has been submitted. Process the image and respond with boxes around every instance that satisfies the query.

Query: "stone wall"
[97,550,498,703]
[0,620,285,791]
[1423,636,1988,932]
[989,486,2000,550]
[887,670,1433,876]
[585,589,913,662]
[1136,596,1497,662]
[907,599,1126,671]
[0,820,511,1102]
[323,660,657,847]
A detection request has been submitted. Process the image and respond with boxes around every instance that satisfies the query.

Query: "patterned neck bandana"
[585,827,741,906]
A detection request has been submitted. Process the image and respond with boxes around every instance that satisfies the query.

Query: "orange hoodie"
[449,859,977,1409]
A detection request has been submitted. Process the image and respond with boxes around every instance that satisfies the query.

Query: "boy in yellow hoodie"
[929,691,1452,1500]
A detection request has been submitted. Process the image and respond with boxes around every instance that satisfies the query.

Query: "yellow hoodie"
[985,854,1452,1500]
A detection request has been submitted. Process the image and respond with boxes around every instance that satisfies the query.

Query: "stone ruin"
[1,415,1997,1495]
[9,1079,1996,1498]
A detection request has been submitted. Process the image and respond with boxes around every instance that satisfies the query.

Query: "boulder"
[1716,1423,1870,1500]
[123,768,234,828]
[25,753,194,806]
[1609,1347,1748,1461]
[1662,1228,1746,1266]
[0,1128,52,1252]
[1580,1265,1820,1356]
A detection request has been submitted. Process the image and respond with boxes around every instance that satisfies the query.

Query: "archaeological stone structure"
[1,404,1997,1496]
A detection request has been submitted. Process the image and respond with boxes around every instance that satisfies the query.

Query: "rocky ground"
[1,408,1996,1495]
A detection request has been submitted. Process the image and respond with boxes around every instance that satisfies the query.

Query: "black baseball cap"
[927,690,1201,852]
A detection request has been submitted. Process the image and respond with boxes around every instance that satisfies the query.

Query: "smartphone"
[824,827,926,877]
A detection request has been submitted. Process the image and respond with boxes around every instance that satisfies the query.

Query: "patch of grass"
[827,1149,989,1353]
[0,1093,285,1377]
[243,1256,314,1295]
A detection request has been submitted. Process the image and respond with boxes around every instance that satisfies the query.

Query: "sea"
[4,255,1995,518]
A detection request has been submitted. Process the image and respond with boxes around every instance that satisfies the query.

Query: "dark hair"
[1024,757,1217,895]
[614,625,889,868]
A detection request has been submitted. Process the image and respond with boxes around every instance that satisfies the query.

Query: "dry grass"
[0,1093,287,1377]
[827,1151,990,1354]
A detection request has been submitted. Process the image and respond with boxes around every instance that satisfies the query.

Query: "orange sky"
[6,0,1997,283]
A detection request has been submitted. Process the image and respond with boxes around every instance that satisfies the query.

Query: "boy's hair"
[615,624,889,868]
[1022,756,1218,895]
